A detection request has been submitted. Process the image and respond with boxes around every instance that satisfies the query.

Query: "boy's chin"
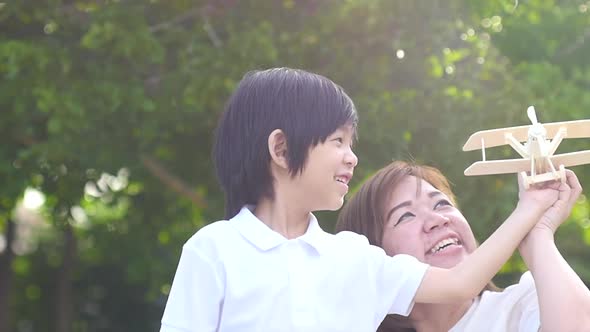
[314,198,345,212]
[326,198,346,211]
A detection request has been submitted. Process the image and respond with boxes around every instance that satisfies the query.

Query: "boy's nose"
[345,148,358,167]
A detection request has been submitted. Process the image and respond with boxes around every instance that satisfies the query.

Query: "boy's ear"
[268,129,289,170]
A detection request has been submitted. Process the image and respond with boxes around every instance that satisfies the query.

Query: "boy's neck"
[254,197,311,240]
[409,299,473,332]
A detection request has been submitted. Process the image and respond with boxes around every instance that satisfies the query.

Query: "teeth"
[335,177,347,184]
[430,238,459,254]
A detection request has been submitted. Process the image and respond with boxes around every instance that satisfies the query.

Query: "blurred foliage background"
[1,0,590,331]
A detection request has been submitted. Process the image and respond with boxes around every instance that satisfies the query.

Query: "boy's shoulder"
[332,230,371,245]
[193,219,232,236]
[183,219,233,251]
[321,230,373,253]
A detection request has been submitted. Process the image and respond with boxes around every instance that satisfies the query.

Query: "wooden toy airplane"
[463,106,590,188]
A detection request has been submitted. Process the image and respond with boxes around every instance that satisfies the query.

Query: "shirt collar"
[230,206,329,255]
[298,214,330,255]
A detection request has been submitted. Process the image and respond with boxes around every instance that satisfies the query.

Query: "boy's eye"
[333,137,343,143]
[395,212,415,226]
[434,199,452,209]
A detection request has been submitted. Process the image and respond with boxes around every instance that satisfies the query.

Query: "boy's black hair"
[214,67,358,219]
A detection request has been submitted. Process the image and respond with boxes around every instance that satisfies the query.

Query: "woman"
[336,161,590,331]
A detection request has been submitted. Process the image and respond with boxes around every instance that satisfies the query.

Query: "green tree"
[1,1,589,331]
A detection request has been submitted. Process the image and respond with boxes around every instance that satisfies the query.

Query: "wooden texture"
[463,119,590,151]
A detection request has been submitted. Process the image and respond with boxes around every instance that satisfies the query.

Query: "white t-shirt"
[160,206,428,332]
[450,272,540,332]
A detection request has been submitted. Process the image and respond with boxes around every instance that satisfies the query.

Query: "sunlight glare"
[71,206,89,228]
[23,188,45,210]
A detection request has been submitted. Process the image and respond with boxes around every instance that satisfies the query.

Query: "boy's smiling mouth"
[335,173,352,185]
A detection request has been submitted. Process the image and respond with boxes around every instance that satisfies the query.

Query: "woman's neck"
[409,299,474,332]
[254,197,311,239]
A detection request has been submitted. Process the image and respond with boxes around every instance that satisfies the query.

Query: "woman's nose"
[423,213,450,232]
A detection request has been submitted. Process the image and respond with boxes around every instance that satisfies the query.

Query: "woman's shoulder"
[482,271,536,299]
[451,272,539,332]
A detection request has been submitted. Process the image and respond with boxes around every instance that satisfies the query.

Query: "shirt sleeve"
[519,305,541,332]
[372,247,429,317]
[160,243,224,332]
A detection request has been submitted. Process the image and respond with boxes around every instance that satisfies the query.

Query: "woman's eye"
[395,212,415,226]
[333,137,343,143]
[434,199,452,209]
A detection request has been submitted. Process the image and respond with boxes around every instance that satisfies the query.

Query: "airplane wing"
[550,150,590,168]
[464,158,530,176]
[463,125,530,151]
[465,150,590,176]
[543,119,590,139]
[463,119,590,151]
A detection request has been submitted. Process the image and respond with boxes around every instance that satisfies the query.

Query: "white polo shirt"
[450,272,540,331]
[160,206,428,332]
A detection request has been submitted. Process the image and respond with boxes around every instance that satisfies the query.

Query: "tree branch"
[148,6,222,48]
[140,154,207,208]
[0,218,16,332]
[555,27,590,59]
[148,7,202,33]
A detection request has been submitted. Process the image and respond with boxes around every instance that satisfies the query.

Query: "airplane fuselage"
[525,136,550,174]
[523,122,552,175]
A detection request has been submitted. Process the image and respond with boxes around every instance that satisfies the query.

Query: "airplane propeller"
[527,106,538,124]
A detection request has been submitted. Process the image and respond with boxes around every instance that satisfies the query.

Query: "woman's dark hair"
[214,67,357,219]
